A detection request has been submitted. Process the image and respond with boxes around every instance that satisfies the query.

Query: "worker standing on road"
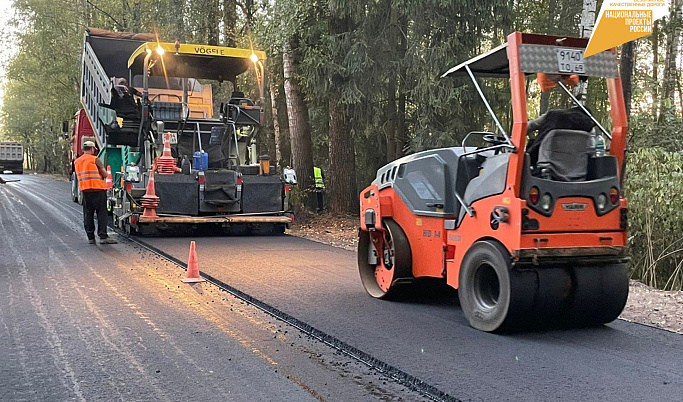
[314,166,325,212]
[74,141,117,244]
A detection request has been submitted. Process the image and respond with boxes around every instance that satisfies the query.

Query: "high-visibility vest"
[314,166,324,189]
[74,154,106,191]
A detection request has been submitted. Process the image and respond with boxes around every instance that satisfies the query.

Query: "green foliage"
[625,147,683,290]
[1,0,85,172]
[257,0,516,171]
[629,114,683,152]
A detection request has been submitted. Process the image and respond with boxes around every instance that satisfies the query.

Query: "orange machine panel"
[445,189,524,289]
[370,187,448,279]
[519,231,626,249]
[525,197,626,233]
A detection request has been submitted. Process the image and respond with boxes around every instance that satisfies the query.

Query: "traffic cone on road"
[105,165,113,189]
[182,241,206,283]
[140,171,160,219]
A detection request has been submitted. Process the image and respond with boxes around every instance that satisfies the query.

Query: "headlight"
[597,194,607,210]
[541,194,552,212]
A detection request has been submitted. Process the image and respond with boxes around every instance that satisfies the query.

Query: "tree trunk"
[282,36,315,208]
[262,84,277,163]
[620,41,636,120]
[652,21,660,119]
[575,0,596,103]
[207,0,220,45]
[130,1,141,32]
[328,90,358,215]
[172,0,185,40]
[244,0,255,30]
[222,0,237,46]
[270,86,282,165]
[540,92,550,115]
[328,13,359,215]
[396,15,408,157]
[384,2,399,162]
[121,0,129,30]
[678,51,683,114]
[660,0,681,123]
[270,84,291,166]
[397,91,406,155]
[540,0,557,114]
[385,80,398,162]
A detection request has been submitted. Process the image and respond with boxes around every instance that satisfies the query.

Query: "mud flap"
[201,170,240,213]
[204,184,238,205]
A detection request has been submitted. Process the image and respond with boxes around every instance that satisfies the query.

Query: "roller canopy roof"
[441,33,617,79]
[442,43,510,78]
[128,42,266,82]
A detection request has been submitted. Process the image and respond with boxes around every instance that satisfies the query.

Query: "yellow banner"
[585,1,669,58]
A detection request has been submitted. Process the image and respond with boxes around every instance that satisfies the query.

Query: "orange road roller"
[358,33,629,332]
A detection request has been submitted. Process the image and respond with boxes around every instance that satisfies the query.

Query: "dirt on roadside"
[288,213,683,335]
[621,281,683,334]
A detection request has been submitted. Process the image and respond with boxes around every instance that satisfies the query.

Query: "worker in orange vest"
[74,141,117,244]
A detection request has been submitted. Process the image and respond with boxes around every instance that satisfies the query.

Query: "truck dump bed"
[0,142,24,173]
[81,29,153,148]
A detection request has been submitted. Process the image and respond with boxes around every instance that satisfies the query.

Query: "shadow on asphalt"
[387,278,625,336]
[393,278,460,306]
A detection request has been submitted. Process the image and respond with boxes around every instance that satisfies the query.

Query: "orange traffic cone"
[182,241,206,283]
[140,171,160,219]
[157,133,181,174]
[105,165,113,189]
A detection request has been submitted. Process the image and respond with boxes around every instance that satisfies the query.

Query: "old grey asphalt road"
[0,174,426,402]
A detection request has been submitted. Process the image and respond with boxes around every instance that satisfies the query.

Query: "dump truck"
[71,28,291,235]
[67,109,96,203]
[358,32,629,332]
[0,142,24,174]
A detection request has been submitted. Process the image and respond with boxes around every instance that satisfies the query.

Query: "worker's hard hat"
[82,140,97,150]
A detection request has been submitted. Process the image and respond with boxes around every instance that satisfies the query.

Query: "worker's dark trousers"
[316,191,324,212]
[82,190,109,240]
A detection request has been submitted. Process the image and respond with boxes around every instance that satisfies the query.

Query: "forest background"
[1,0,682,290]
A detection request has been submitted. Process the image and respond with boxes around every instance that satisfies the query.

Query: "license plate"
[556,48,585,74]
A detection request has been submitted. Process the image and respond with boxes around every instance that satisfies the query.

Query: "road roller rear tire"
[458,241,536,332]
[358,219,412,300]
[568,264,629,326]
